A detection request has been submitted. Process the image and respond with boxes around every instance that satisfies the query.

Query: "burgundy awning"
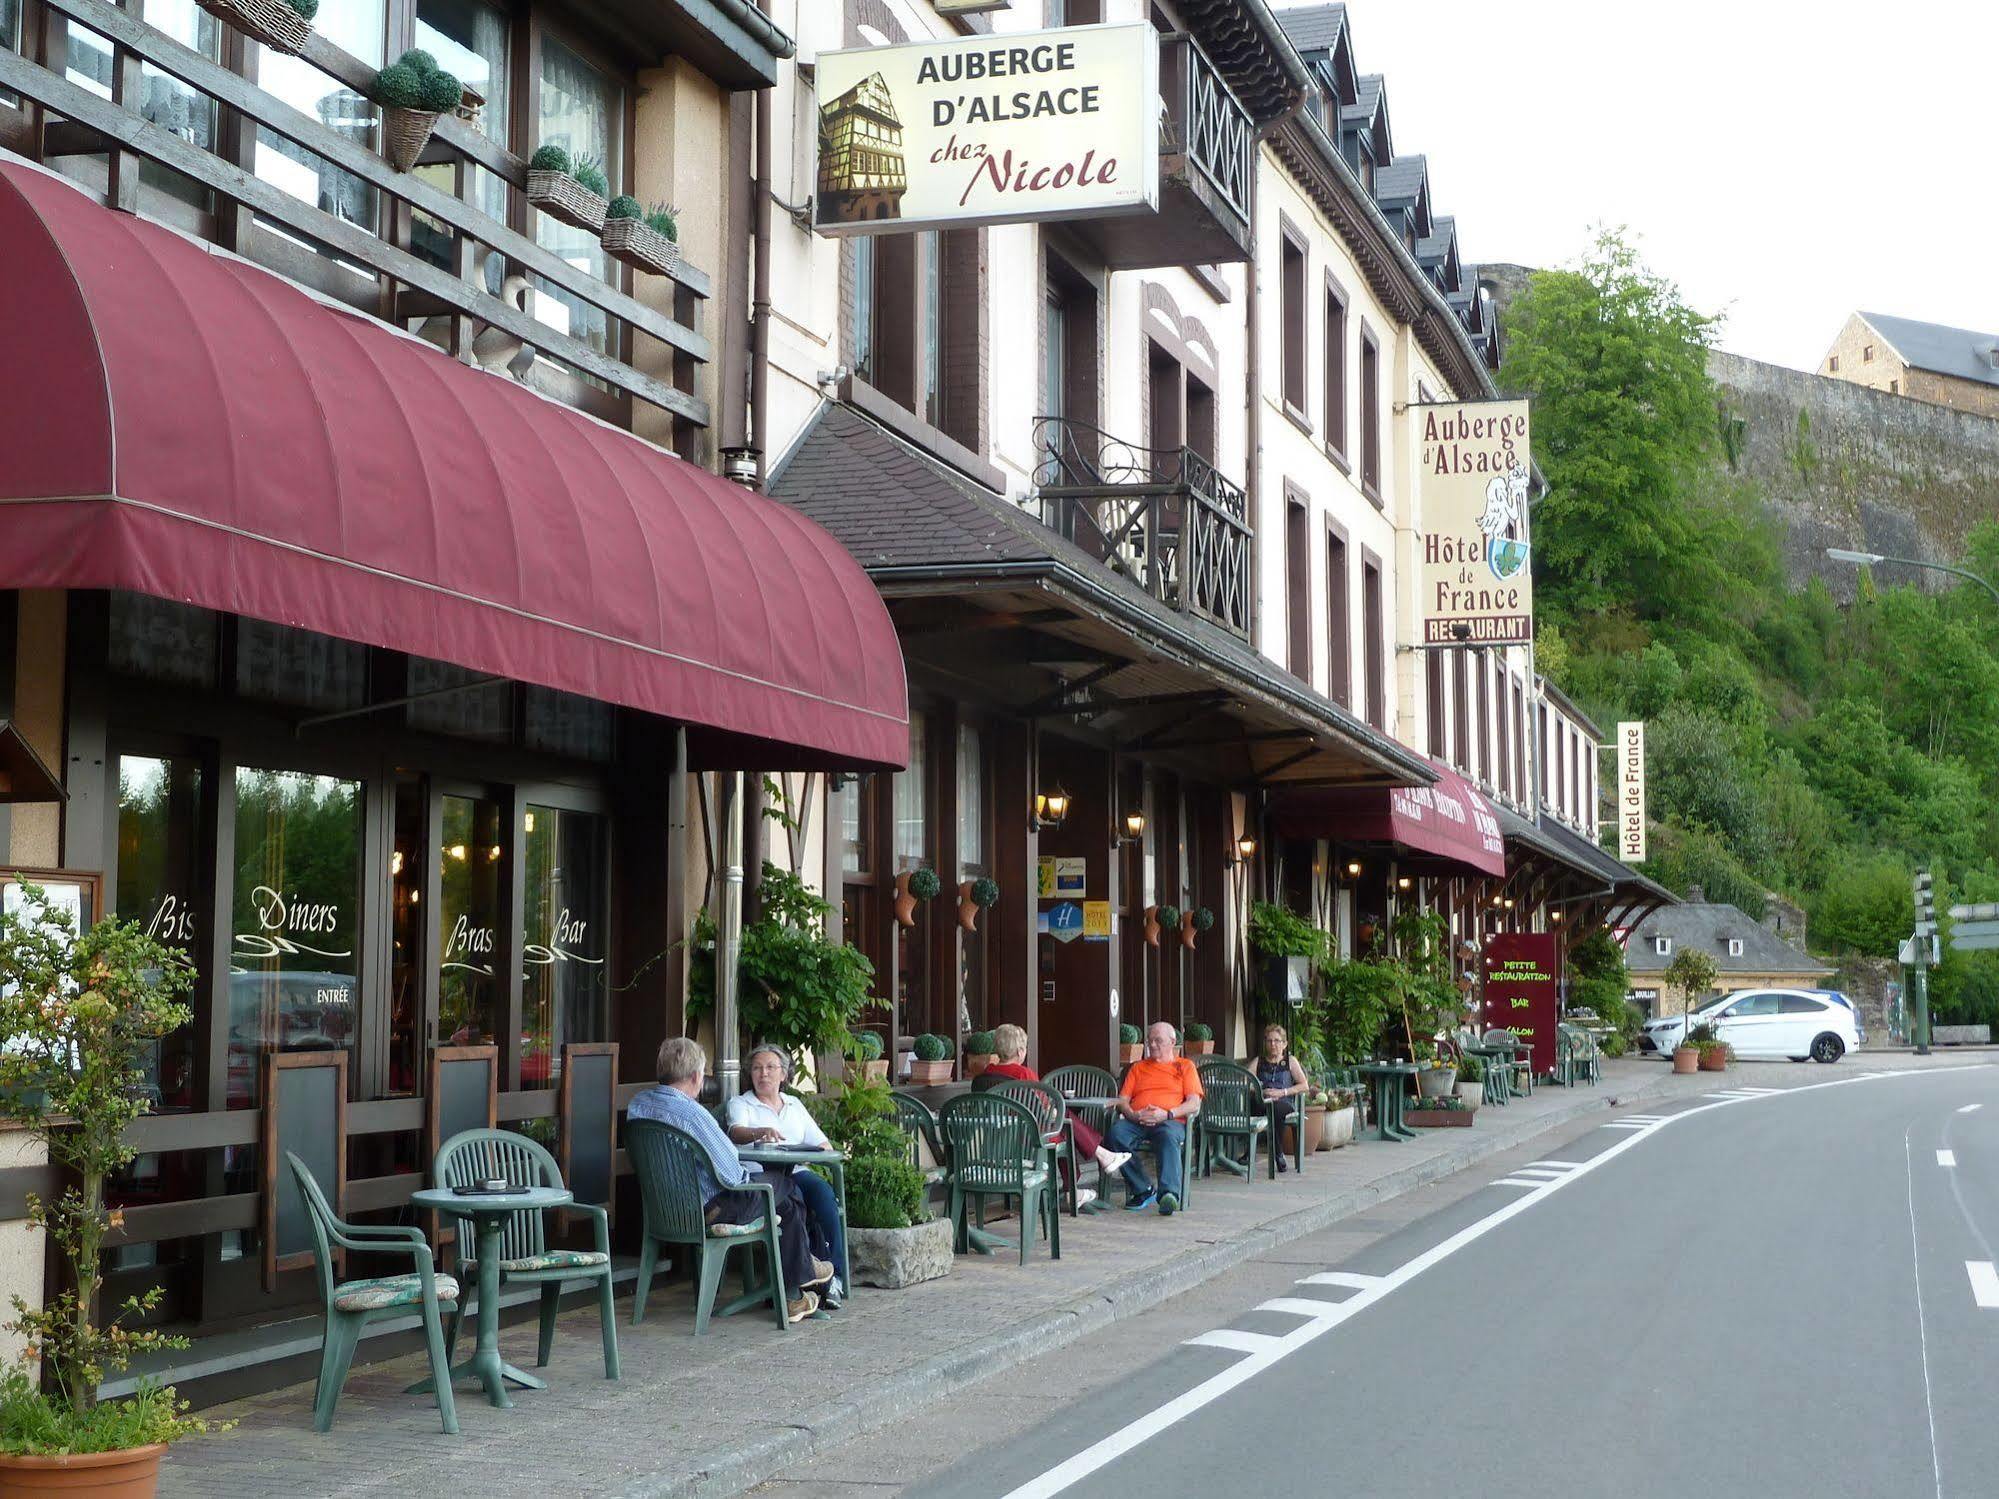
[1271,758,1506,876]
[0,163,906,770]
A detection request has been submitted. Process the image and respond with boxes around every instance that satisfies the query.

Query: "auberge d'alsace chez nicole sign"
[813,22,1159,236]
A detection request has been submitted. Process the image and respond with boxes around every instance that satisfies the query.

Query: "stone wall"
[1831,956,1899,1047]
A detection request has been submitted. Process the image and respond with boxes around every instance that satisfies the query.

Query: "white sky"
[1318,0,1999,370]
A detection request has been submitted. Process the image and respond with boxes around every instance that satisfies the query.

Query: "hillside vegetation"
[1504,232,1999,1024]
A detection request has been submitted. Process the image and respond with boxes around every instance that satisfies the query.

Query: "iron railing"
[1159,33,1253,238]
[1032,418,1253,641]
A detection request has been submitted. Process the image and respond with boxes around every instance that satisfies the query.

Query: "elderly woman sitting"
[724,1044,847,1308]
[971,1023,1130,1207]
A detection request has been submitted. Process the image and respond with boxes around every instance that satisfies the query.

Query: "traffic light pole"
[1910,948,1931,1056]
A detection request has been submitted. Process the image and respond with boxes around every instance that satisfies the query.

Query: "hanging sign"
[1617,721,1647,863]
[1414,399,1533,646]
[813,23,1159,235]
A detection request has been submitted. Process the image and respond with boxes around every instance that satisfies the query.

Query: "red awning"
[0,163,906,770]
[1271,758,1506,876]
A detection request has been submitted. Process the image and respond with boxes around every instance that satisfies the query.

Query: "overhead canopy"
[0,163,906,771]
[1272,757,1506,876]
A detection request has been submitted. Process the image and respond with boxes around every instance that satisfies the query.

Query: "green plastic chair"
[1045,1064,1122,1201]
[432,1128,619,1380]
[889,1088,950,1186]
[286,1152,460,1435]
[1110,1059,1198,1208]
[987,1077,1078,1215]
[1193,1059,1272,1181]
[938,1092,1060,1265]
[1484,1028,1535,1096]
[627,1117,790,1334]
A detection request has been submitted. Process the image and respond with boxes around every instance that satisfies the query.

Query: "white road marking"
[1526,1160,1582,1171]
[1184,1329,1282,1354]
[1960,1104,1983,1114]
[1905,1134,1946,1499]
[1601,1122,1651,1130]
[1490,1178,1543,1188]
[1937,1150,1957,1168]
[1510,1168,1570,1180]
[1253,1297,1351,1321]
[1003,1064,1991,1499]
[1968,1261,1999,1308]
[1294,1271,1382,1290]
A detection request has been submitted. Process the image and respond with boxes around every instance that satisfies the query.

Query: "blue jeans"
[792,1168,846,1281]
[1104,1117,1186,1201]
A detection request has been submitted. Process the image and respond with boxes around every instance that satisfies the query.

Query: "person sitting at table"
[1104,1021,1202,1215]
[1254,1023,1311,1173]
[724,1044,847,1309]
[628,1037,832,1324]
[971,1023,1131,1206]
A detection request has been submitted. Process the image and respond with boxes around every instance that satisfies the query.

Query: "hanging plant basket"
[196,0,309,55]
[893,872,918,929]
[1179,910,1198,950]
[381,107,441,173]
[600,216,682,277]
[527,170,608,232]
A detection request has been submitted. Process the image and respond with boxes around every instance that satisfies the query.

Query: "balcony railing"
[1032,418,1253,641]
[0,0,710,429]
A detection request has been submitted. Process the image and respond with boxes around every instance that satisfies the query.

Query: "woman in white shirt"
[725,1045,844,1305]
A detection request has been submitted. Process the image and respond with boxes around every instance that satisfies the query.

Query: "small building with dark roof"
[1623,886,1834,1016]
[1820,311,1999,419]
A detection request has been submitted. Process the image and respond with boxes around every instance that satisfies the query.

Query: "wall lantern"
[1233,834,1258,863]
[1551,909,1565,922]
[1118,810,1146,844]
[1033,787,1071,831]
[1503,897,1516,910]
[1395,875,1412,891]
[1345,860,1363,878]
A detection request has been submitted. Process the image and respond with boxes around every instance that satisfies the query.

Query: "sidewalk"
[156,1061,1717,1499]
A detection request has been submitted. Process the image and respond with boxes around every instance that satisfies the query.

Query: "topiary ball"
[970,876,1000,909]
[417,68,464,114]
[286,0,319,20]
[1119,1023,1142,1046]
[907,868,942,900]
[530,144,572,174]
[967,1030,997,1055]
[606,194,643,221]
[1154,904,1181,930]
[1193,906,1216,931]
[854,1030,884,1060]
[399,48,439,76]
[371,63,426,110]
[913,1033,950,1062]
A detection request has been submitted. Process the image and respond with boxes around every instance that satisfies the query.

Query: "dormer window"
[1654,936,1672,957]
[1728,938,1744,957]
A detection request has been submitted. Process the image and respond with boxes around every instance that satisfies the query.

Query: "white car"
[1642,988,1862,1063]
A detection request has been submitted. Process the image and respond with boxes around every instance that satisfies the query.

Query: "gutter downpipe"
[711,0,797,69]
[716,770,745,1103]
[751,83,775,486]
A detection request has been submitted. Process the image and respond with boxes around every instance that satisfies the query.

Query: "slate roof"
[1274,2,1346,54]
[1858,311,1999,389]
[1373,154,1427,208]
[1624,902,1832,977]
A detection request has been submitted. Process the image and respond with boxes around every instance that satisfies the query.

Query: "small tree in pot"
[807,1079,948,1288]
[0,886,220,1491]
[1117,1023,1143,1065]
[963,1030,999,1079]
[1184,1021,1215,1056]
[908,1033,953,1086]
[1663,948,1719,1073]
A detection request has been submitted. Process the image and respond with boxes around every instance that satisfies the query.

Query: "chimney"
[1686,884,1705,904]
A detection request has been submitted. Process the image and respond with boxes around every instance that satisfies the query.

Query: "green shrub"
[1192,906,1216,931]
[572,155,609,198]
[285,0,319,21]
[606,194,643,221]
[1249,899,1326,959]
[417,68,464,114]
[1317,958,1397,1063]
[1119,1022,1142,1046]
[913,1033,950,1062]
[846,1154,928,1230]
[1601,1031,1628,1058]
[1185,1021,1213,1042]
[852,1029,884,1060]
[0,1374,218,1457]
[370,63,425,110]
[1154,904,1180,929]
[969,876,1000,908]
[373,49,460,114]
[965,1030,998,1056]
[530,144,572,174]
[645,203,680,241]
[907,868,942,900]
[400,48,438,75]
[1455,1051,1485,1081]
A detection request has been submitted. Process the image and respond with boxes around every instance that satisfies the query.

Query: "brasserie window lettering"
[443,913,496,972]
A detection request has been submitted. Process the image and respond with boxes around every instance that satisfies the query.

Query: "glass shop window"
[438,794,504,1046]
[521,804,607,1087]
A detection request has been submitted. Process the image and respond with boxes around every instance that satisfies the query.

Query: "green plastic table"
[738,1143,849,1291]
[409,1184,570,1408]
[1358,1063,1419,1141]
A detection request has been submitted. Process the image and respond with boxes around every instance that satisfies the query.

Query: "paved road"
[763,1060,1999,1499]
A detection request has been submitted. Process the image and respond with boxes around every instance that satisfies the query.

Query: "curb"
[649,1070,1684,1499]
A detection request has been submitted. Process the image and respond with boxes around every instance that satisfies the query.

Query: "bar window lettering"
[522,805,608,1087]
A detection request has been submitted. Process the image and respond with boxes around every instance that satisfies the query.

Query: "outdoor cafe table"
[1357,1063,1419,1141]
[738,1143,850,1291]
[408,1184,570,1409]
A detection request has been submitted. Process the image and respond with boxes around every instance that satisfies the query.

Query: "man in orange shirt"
[1106,1020,1203,1215]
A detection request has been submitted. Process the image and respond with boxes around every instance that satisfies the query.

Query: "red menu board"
[1482,932,1560,1078]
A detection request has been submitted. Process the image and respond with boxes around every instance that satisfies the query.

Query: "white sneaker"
[1075,1188,1098,1208]
[1096,1148,1133,1175]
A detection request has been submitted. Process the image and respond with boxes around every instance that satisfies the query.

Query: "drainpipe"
[750,83,775,485]
[716,771,745,1102]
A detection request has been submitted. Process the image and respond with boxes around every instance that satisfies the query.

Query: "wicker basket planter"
[196,0,308,54]
[527,171,607,233]
[380,107,441,173]
[600,216,682,277]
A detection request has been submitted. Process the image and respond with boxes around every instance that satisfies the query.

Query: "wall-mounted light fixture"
[1118,810,1146,844]
[1232,834,1258,863]
[1345,860,1363,878]
[1395,875,1412,891]
[1503,897,1515,910]
[1033,786,1071,831]
[1551,909,1564,922]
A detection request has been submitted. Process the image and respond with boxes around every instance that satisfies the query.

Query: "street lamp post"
[1825,547,1999,610]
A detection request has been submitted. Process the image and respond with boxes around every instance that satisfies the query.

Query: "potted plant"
[1406,1093,1475,1128]
[0,885,218,1493]
[958,876,999,933]
[908,1032,953,1086]
[1290,1091,1327,1155]
[368,49,464,173]
[1454,1050,1486,1106]
[195,0,314,56]
[852,1028,889,1084]
[1146,904,1180,949]
[963,1030,999,1079]
[1183,1021,1215,1057]
[894,867,941,929]
[1413,1047,1458,1100]
[525,145,610,232]
[1185,906,1214,951]
[1319,1086,1358,1149]
[600,198,682,277]
[808,1079,950,1289]
[1663,948,1719,1075]
[1117,1022,1143,1065]
[1688,1021,1730,1073]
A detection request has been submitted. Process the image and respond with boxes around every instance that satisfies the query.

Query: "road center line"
[1001,1067,1988,1499]
[1968,1261,1999,1308]
[1905,1131,1946,1499]
[1937,1150,1957,1167]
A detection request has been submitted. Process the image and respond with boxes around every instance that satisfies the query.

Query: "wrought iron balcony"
[1032,418,1253,641]
[1068,32,1254,270]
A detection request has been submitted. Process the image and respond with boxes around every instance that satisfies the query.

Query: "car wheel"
[1810,1033,1845,1064]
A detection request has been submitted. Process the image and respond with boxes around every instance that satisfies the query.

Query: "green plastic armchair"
[937,1092,1061,1265]
[1192,1058,1272,1181]
[889,1088,950,1186]
[627,1117,790,1334]
[287,1152,460,1435]
[432,1128,619,1379]
[987,1077,1078,1215]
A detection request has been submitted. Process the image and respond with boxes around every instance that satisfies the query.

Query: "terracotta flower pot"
[956,882,979,932]
[1184,1039,1214,1056]
[1287,1104,1326,1155]
[894,872,917,928]
[1143,907,1162,947]
[0,1444,167,1498]
[1672,1046,1699,1074]
[1118,1044,1143,1065]
[907,1058,953,1085]
[864,1059,890,1083]
[1698,1047,1727,1072]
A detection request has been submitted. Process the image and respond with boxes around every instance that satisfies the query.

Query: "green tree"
[1662,947,1719,1017]
[1809,856,1911,957]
